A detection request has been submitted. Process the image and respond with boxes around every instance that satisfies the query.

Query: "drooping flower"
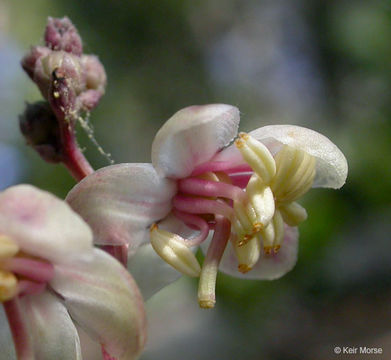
[0,185,146,359]
[66,104,348,306]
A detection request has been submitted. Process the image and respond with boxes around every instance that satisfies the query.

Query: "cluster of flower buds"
[22,17,106,113]
[19,17,106,179]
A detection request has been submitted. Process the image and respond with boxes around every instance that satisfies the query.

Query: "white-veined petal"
[0,185,92,264]
[152,104,240,178]
[66,163,176,252]
[218,225,299,280]
[20,291,82,360]
[51,248,146,360]
[250,125,348,189]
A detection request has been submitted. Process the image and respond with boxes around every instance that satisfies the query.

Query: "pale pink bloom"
[0,185,146,359]
[67,104,347,305]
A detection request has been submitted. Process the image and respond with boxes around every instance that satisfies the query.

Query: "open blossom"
[0,185,146,359]
[66,104,348,306]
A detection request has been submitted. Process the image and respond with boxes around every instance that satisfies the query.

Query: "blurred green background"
[1,0,391,359]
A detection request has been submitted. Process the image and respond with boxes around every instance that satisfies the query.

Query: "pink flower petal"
[151,104,240,179]
[20,291,82,360]
[218,226,299,280]
[250,125,348,189]
[51,248,147,360]
[0,185,93,264]
[66,163,176,252]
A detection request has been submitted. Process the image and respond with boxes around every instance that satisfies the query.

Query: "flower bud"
[21,46,51,80]
[34,51,85,98]
[45,17,83,56]
[81,55,107,93]
[19,102,63,163]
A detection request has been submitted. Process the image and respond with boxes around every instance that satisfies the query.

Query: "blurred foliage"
[2,0,391,359]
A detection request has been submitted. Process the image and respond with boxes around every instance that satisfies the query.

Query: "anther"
[150,224,201,277]
[235,133,276,184]
[0,270,18,302]
[234,235,261,273]
[0,235,19,260]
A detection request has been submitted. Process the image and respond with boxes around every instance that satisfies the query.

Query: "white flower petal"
[152,104,240,178]
[20,291,82,360]
[51,248,146,360]
[66,163,176,252]
[218,226,299,280]
[0,185,92,264]
[0,306,16,360]
[250,125,348,189]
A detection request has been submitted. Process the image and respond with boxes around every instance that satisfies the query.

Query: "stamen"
[198,216,230,309]
[0,235,19,259]
[0,270,18,302]
[272,210,284,253]
[233,235,261,273]
[173,195,233,220]
[191,162,252,177]
[235,133,276,184]
[279,202,307,226]
[173,210,210,247]
[178,177,246,202]
[246,174,275,229]
[150,224,201,277]
[271,145,301,193]
[271,145,316,203]
[3,258,55,283]
[260,222,275,255]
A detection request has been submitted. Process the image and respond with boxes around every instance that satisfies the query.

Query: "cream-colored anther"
[232,218,251,246]
[260,222,275,255]
[235,133,276,184]
[271,145,316,203]
[272,210,284,252]
[0,235,19,260]
[233,201,253,236]
[279,202,307,226]
[246,174,275,229]
[0,270,18,302]
[150,224,201,277]
[234,235,261,273]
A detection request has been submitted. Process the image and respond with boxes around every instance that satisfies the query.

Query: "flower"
[66,104,348,307]
[0,185,146,359]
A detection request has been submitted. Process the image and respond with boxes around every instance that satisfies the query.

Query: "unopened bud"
[45,17,83,56]
[81,55,107,93]
[19,101,63,163]
[21,46,51,80]
[34,51,85,98]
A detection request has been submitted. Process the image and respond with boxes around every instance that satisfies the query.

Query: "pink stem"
[229,173,252,188]
[3,298,34,359]
[18,280,47,297]
[4,258,54,283]
[61,124,94,181]
[178,177,246,202]
[173,195,233,220]
[191,162,252,177]
[173,210,210,247]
